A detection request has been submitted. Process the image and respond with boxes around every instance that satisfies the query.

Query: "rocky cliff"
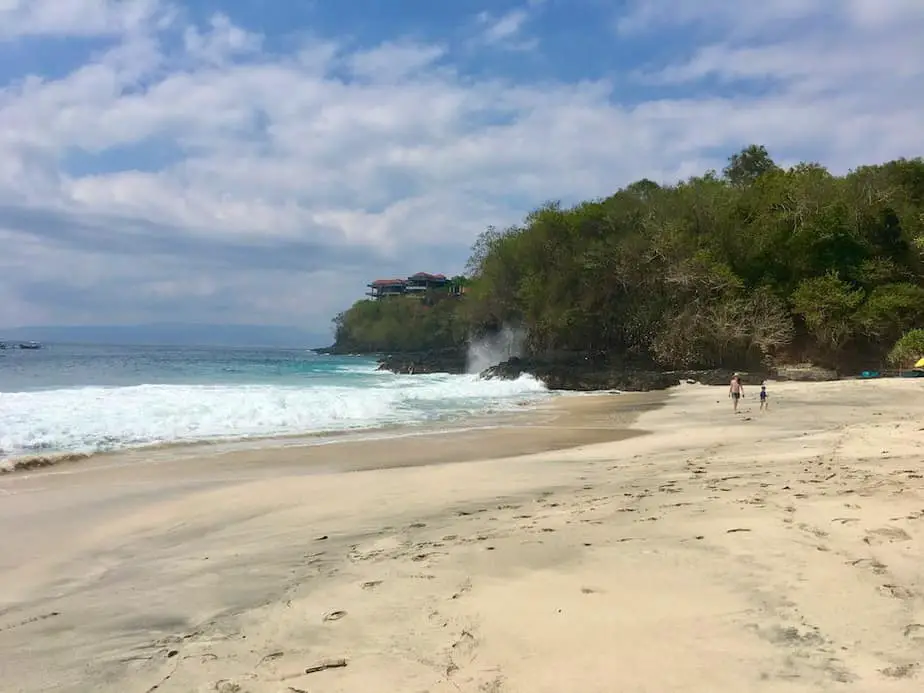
[372,348,840,391]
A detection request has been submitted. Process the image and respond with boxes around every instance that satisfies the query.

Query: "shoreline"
[2,379,923,692]
[0,389,658,479]
[0,388,636,476]
[0,353,550,473]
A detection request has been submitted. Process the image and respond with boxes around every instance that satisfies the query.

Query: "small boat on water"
[18,341,42,349]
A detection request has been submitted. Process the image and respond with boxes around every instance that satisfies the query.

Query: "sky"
[1,0,923,337]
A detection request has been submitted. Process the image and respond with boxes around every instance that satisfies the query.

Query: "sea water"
[0,343,549,466]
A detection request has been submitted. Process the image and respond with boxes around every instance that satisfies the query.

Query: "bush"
[887,329,924,367]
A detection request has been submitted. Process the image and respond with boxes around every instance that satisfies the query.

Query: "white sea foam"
[466,326,525,374]
[0,371,548,464]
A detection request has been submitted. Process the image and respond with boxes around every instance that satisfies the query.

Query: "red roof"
[369,278,407,287]
[409,272,447,280]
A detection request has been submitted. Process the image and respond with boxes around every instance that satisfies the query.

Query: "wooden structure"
[366,272,451,300]
[405,272,449,294]
[366,278,408,299]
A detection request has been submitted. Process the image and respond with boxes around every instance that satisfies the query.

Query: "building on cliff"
[366,272,452,299]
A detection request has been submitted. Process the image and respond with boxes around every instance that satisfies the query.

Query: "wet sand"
[1,380,923,692]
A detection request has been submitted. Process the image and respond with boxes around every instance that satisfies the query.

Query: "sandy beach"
[1,379,923,692]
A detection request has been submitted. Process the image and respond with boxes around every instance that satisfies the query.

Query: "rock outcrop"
[376,348,468,375]
[478,354,828,392]
[369,347,840,391]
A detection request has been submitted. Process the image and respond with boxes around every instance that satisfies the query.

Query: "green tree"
[791,272,865,354]
[887,329,924,367]
[723,145,778,187]
[853,283,924,342]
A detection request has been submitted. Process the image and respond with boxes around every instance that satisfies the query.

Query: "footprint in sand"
[323,610,347,622]
[866,559,888,575]
[448,630,478,673]
[451,579,472,600]
[865,527,912,544]
[797,524,828,539]
[880,663,919,679]
[257,650,284,666]
[879,584,915,600]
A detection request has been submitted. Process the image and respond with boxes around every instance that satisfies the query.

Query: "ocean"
[0,343,549,468]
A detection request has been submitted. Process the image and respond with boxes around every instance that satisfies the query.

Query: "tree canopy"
[332,147,924,370]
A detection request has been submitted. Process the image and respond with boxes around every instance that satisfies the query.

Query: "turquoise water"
[1,343,384,391]
[0,344,548,463]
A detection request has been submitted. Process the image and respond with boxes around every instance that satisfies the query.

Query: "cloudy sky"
[1,0,922,336]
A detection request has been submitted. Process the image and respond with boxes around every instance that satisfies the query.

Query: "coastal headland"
[2,378,923,692]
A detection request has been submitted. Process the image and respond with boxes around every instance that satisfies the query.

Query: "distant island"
[327,146,924,387]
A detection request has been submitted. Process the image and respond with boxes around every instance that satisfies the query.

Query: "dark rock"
[480,356,677,391]
[376,347,467,374]
[480,355,781,392]
[367,344,840,391]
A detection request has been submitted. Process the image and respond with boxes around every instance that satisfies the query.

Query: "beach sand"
[1,379,923,692]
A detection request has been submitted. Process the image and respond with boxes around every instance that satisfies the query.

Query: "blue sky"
[1,0,922,336]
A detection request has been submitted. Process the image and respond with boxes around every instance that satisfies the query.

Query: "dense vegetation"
[332,146,924,370]
[332,280,470,353]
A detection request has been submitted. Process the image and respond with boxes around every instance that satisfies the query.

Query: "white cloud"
[182,13,262,65]
[0,0,170,40]
[479,9,529,43]
[473,6,540,51]
[1,0,923,328]
[347,41,446,81]
[615,0,818,36]
[616,0,924,37]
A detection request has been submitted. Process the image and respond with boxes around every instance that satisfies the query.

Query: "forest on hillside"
[332,146,924,371]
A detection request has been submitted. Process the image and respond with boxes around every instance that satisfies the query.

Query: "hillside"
[331,146,924,374]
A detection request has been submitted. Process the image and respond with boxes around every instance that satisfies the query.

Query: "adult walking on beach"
[729,374,743,413]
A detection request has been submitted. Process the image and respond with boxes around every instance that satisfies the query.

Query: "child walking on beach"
[759,384,769,410]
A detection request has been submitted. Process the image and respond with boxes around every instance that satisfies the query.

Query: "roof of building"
[409,272,447,280]
[369,278,407,287]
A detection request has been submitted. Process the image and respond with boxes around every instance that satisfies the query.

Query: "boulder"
[376,347,468,375]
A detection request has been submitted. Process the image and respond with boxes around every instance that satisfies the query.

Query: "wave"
[0,371,548,468]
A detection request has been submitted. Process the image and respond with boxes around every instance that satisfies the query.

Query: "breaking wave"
[0,367,548,469]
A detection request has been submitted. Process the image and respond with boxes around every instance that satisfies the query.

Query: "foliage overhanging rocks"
[328,146,924,388]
